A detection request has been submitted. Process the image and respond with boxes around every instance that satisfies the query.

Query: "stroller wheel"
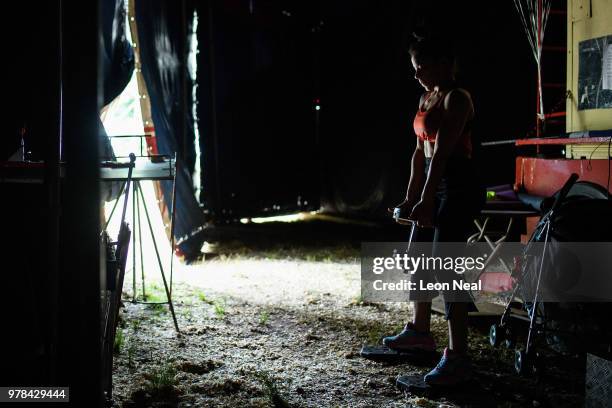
[490,324,504,347]
[532,352,545,377]
[515,349,532,376]
[504,326,517,349]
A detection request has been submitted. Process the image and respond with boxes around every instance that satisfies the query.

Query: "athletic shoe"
[424,347,472,386]
[382,322,436,352]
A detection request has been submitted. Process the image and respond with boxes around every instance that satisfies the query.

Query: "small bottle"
[20,125,27,161]
[20,136,25,161]
[393,207,401,221]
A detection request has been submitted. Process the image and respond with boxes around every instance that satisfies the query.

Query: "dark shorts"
[407,156,485,319]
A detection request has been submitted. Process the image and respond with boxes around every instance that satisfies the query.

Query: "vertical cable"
[45,0,64,383]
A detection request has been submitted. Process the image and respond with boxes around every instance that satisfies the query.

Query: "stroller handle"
[392,207,415,225]
[550,173,579,215]
[394,216,415,226]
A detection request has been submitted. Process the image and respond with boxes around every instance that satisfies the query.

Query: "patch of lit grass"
[143,282,166,303]
[126,337,137,371]
[213,299,226,318]
[195,289,213,304]
[212,240,359,263]
[148,363,177,389]
[350,294,364,306]
[146,303,167,315]
[259,310,270,326]
[131,318,142,332]
[253,370,289,408]
[181,307,193,321]
[142,361,180,400]
[114,328,124,354]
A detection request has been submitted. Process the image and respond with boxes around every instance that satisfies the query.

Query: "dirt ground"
[111,220,586,407]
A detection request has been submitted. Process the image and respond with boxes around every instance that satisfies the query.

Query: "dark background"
[3,1,564,223]
[196,0,556,221]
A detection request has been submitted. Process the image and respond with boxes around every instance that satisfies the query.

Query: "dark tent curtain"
[195,1,321,220]
[193,1,536,220]
[135,0,206,257]
[100,0,135,167]
[102,0,135,106]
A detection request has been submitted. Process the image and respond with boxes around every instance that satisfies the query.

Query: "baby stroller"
[488,174,612,375]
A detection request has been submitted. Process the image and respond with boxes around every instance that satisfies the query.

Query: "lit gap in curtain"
[189,10,202,201]
[101,73,143,146]
[101,1,172,297]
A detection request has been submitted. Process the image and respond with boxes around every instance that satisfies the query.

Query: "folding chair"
[469,185,539,282]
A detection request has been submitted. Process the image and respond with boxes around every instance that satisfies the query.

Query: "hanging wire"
[607,137,611,196]
[513,0,552,123]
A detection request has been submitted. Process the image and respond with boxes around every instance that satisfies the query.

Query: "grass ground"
[111,219,585,407]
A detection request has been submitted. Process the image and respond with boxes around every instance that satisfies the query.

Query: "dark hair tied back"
[408,29,455,65]
[411,28,427,42]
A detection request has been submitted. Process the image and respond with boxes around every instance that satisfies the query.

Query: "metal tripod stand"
[102,154,180,333]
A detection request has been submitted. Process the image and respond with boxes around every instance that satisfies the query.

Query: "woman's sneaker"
[424,348,472,386]
[382,322,436,352]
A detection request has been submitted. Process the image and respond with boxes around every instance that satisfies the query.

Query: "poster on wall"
[578,35,612,110]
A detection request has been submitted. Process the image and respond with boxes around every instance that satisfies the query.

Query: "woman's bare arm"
[406,138,426,203]
[420,89,472,202]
